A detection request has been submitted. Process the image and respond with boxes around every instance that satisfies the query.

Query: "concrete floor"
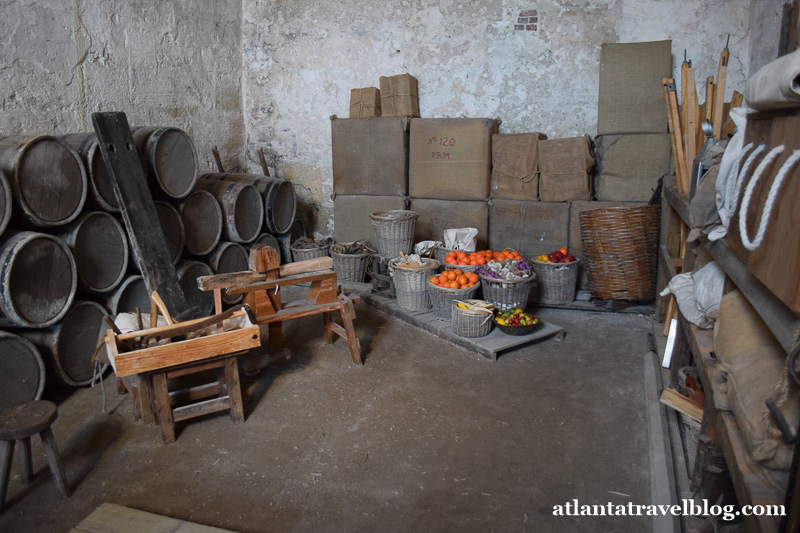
[0,298,655,532]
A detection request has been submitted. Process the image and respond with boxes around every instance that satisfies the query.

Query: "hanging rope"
[724,142,754,218]
[739,146,800,250]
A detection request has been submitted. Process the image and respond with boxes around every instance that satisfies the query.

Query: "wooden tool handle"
[150,291,175,326]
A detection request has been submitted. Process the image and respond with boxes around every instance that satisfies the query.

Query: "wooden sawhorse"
[199,247,363,371]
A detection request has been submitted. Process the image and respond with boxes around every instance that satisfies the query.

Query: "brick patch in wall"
[515,9,538,32]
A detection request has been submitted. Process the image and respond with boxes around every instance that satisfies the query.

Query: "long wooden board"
[71,502,236,533]
[92,112,191,319]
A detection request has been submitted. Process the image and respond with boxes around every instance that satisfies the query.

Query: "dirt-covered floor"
[0,298,654,532]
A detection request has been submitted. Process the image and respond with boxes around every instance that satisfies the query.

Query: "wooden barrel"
[179,189,223,256]
[54,211,129,293]
[176,260,214,316]
[208,242,248,305]
[0,171,12,237]
[154,201,184,264]
[252,233,282,262]
[194,178,263,244]
[0,135,88,227]
[0,231,78,328]
[21,301,109,387]
[60,132,120,212]
[105,275,150,315]
[201,173,296,234]
[0,331,46,410]
[131,127,198,199]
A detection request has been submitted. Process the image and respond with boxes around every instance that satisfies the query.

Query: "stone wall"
[0,0,243,173]
[241,0,753,237]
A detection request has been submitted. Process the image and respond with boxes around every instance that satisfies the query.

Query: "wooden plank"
[662,174,691,225]
[361,293,564,361]
[113,326,260,377]
[172,396,232,422]
[73,502,236,533]
[643,348,682,533]
[91,112,191,319]
[225,270,336,295]
[659,387,703,422]
[662,79,688,195]
[712,41,729,140]
[684,66,699,182]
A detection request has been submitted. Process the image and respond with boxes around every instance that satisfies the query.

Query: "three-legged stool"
[0,400,71,513]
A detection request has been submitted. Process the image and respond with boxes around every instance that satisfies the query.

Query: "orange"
[430,276,439,285]
[467,272,479,283]
[456,274,468,286]
[454,268,463,275]
[476,256,486,265]
[467,282,475,287]
[438,273,449,284]
[445,256,455,264]
[446,271,457,281]
[448,281,460,289]
[485,250,493,259]
[447,250,457,258]
[558,247,568,255]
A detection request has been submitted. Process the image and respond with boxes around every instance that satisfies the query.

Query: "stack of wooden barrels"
[0,128,296,407]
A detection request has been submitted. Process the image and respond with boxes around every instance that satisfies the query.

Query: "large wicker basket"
[331,249,371,282]
[390,258,441,311]
[579,205,659,301]
[426,281,480,320]
[371,210,418,259]
[478,273,535,311]
[291,239,331,262]
[451,300,494,338]
[531,259,580,304]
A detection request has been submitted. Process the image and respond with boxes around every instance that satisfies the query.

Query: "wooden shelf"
[663,177,797,533]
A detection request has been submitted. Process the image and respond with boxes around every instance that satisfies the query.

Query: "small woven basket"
[478,273,535,311]
[451,300,494,338]
[427,281,481,320]
[331,242,375,283]
[390,258,441,311]
[579,205,659,301]
[531,259,580,304]
[371,210,418,259]
[291,239,331,262]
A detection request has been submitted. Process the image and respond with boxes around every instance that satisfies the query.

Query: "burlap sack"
[597,40,672,135]
[490,133,547,201]
[538,137,594,202]
[594,134,672,202]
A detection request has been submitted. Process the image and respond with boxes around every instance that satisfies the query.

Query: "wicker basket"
[291,240,331,262]
[427,281,481,320]
[390,258,441,311]
[371,210,418,259]
[579,205,659,301]
[451,300,494,338]
[331,250,371,282]
[478,273,535,311]
[531,259,580,304]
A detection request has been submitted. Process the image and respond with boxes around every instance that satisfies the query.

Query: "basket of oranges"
[434,248,501,271]
[427,268,481,320]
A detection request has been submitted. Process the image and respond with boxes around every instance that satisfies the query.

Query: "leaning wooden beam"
[92,112,191,319]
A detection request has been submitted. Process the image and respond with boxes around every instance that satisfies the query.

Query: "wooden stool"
[0,400,71,513]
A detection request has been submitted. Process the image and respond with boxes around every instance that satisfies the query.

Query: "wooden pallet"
[362,292,564,361]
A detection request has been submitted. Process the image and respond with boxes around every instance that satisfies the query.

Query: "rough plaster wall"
[0,0,243,173]
[748,0,785,74]
[241,0,751,237]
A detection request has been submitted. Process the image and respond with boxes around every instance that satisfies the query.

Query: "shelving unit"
[661,175,798,533]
